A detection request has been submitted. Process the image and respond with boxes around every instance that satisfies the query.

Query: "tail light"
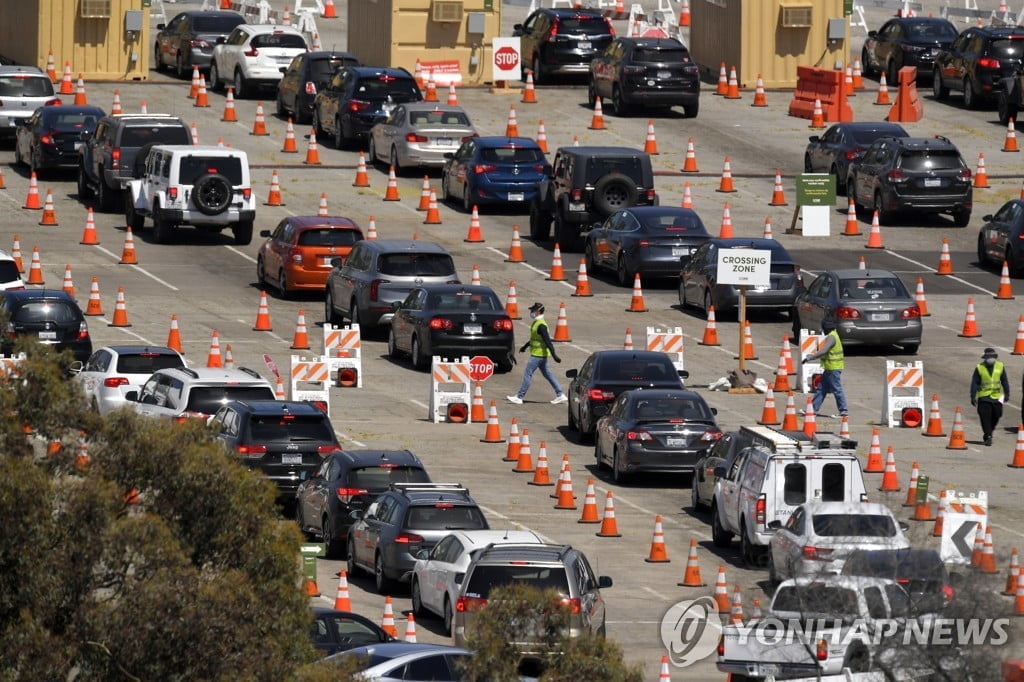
[241,187,252,200]
[958,168,972,181]
[474,163,497,174]
[244,47,258,57]
[755,494,766,529]
[335,486,369,503]
[547,19,559,42]
[188,39,210,49]
[368,278,388,301]
[456,595,488,612]
[45,98,61,106]
[901,44,925,53]
[406,133,428,142]
[887,168,907,182]
[533,164,547,172]
[638,240,650,248]
[844,146,866,161]
[836,306,861,319]
[311,400,329,413]
[943,584,955,603]
[430,317,453,330]
[626,430,652,441]
[860,492,869,502]
[623,65,645,75]
[588,388,615,402]
[304,81,317,95]
[393,532,424,544]
[317,445,336,455]
[571,188,583,201]
[290,247,303,264]
[978,57,1000,69]
[816,639,828,661]
[605,19,615,35]
[168,187,179,201]
[645,189,656,202]
[111,148,121,170]
[348,99,370,112]
[794,264,803,286]
[700,429,723,442]
[40,133,55,146]
[901,305,921,319]
[236,444,267,457]
[717,634,725,657]
[802,546,834,560]
[103,377,130,388]
[461,134,477,142]
[492,318,513,331]
[560,597,581,614]
[77,322,90,340]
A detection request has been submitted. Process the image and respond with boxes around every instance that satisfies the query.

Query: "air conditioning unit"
[779,4,813,28]
[80,0,111,18]
[432,0,464,22]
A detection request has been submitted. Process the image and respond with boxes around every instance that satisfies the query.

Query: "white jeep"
[125,145,257,245]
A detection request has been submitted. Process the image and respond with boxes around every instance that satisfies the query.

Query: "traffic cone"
[109,287,131,327]
[1014,571,1024,616]
[252,291,273,331]
[402,613,418,643]
[719,203,734,238]
[923,394,946,436]
[505,225,526,262]
[946,407,968,449]
[843,65,855,97]
[505,105,519,137]
[23,172,41,209]
[975,153,989,188]
[110,89,123,115]
[317,193,329,217]
[380,597,398,637]
[996,262,1015,300]
[424,71,438,102]
[536,120,549,153]
[758,387,780,425]
[554,462,576,510]
[838,414,851,439]
[730,585,744,624]
[413,59,424,89]
[589,97,606,130]
[302,573,319,598]
[59,61,73,95]
[73,74,87,106]
[522,71,537,103]
[26,247,44,285]
[658,655,671,682]
[781,392,799,430]
[216,87,237,122]
[578,478,600,523]
[322,0,337,17]
[840,197,860,236]
[552,302,572,342]
[809,98,825,128]
[464,206,484,242]
[1005,549,1021,594]
[712,566,730,612]
[643,120,659,154]
[679,0,690,25]
[504,417,520,462]
[45,50,57,82]
[678,539,705,586]
[865,428,883,472]
[61,264,74,299]
[505,281,521,319]
[446,82,458,106]
[275,375,286,399]
[1010,315,1024,356]
[958,298,981,337]
[38,189,58,225]
[626,273,648,312]
[84,277,102,315]
[478,400,505,443]
[281,6,292,26]
[971,523,986,568]
[781,336,795,375]
[416,177,431,211]
[852,57,864,89]
[645,516,670,563]
[879,446,901,491]
[190,121,199,145]
[682,182,694,209]
[188,64,200,98]
[914,483,936,521]
[1005,119,1020,152]
[333,570,352,610]
[547,244,566,281]
[717,157,736,193]
[79,207,99,245]
[725,66,741,99]
[530,444,553,485]
[682,137,699,172]
[803,397,817,438]
[469,381,486,422]
[768,170,787,206]
[739,320,758,360]
[752,75,767,107]
[193,77,209,108]
[470,263,481,283]
[514,429,534,473]
[1010,424,1024,467]
[865,211,884,249]
[596,492,621,537]
[167,314,182,353]
[699,307,720,346]
[573,259,593,297]
[773,348,790,392]
[903,461,920,507]
[304,131,322,165]
[277,117,298,152]
[264,170,285,206]
[932,489,948,537]
[352,152,370,187]
[715,62,728,96]
[288,309,311,350]
[383,166,400,201]
[936,238,953,275]
[423,190,442,224]
[206,331,223,368]
[551,455,570,499]
[250,102,269,135]
[915,278,929,315]
[623,327,634,350]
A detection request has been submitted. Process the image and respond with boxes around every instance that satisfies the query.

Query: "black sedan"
[587,36,700,117]
[153,10,245,77]
[566,349,688,441]
[595,389,720,483]
[310,607,396,656]
[679,238,804,319]
[14,105,105,175]
[387,285,515,372]
[584,206,711,286]
[0,289,92,363]
[804,122,908,195]
[978,199,1024,277]
[861,17,958,84]
[277,50,360,124]
[791,268,922,354]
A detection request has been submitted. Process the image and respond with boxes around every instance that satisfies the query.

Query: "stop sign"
[494,46,519,71]
[469,355,495,382]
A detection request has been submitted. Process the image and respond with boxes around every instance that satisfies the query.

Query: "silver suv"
[324,240,459,330]
[0,66,59,137]
[124,366,275,420]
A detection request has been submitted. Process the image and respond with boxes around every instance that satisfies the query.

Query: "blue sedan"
[440,136,550,212]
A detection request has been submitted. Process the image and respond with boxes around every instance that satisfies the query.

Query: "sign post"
[468,355,495,382]
[714,248,772,377]
[791,174,837,237]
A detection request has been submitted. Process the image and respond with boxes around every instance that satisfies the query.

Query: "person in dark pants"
[804,318,848,418]
[507,302,566,405]
[970,347,1010,446]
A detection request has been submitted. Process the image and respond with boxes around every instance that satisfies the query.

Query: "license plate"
[282,454,303,465]
[666,437,686,447]
[508,192,524,201]
[672,247,690,257]
[463,323,482,334]
[758,664,782,676]
[39,331,56,340]
[321,257,333,267]
[435,137,453,146]
[924,178,941,187]
[657,70,672,79]
[569,202,586,212]
[578,41,592,49]
[870,312,890,322]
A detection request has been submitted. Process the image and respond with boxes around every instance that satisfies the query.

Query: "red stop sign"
[469,355,495,382]
[494,46,519,71]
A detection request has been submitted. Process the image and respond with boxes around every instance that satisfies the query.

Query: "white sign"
[939,490,988,564]
[492,37,521,82]
[715,248,771,287]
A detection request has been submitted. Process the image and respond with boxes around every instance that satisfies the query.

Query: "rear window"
[120,125,192,147]
[0,75,54,97]
[246,414,336,442]
[990,38,1024,60]
[773,585,859,616]
[633,47,689,62]
[192,15,245,32]
[632,396,713,422]
[186,386,275,415]
[409,109,471,127]
[844,552,945,579]
[178,156,245,185]
[905,22,958,41]
[821,463,846,502]
[115,352,184,375]
[378,253,456,277]
[812,513,897,537]
[597,358,678,383]
[850,128,907,144]
[250,32,307,49]
[464,565,570,599]
[636,211,707,234]
[405,504,488,531]
[0,261,22,284]
[585,158,645,185]
[309,57,357,81]
[354,77,421,103]
[839,277,910,300]
[557,17,610,36]
[11,301,80,323]
[297,228,363,247]
[480,146,545,163]
[426,290,503,311]
[348,465,430,490]
[45,111,100,132]
[898,150,963,171]
[783,463,806,505]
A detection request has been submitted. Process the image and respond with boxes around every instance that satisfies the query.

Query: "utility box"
[348,0,502,85]
[689,0,849,90]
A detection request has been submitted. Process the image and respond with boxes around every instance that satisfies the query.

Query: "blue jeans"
[516,354,563,399]
[812,369,848,414]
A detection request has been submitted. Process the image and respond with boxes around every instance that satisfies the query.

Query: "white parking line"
[93,246,180,291]
[477,504,554,543]
[991,521,1024,539]
[224,245,256,263]
[335,430,367,447]
[885,250,994,296]
[409,399,428,410]
[594,483,712,543]
[234,319,287,344]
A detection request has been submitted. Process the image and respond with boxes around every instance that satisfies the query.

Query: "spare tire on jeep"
[193,173,232,216]
[593,172,639,216]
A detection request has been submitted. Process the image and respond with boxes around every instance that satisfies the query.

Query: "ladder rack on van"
[739,425,857,454]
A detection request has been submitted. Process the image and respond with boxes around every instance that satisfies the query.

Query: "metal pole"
[738,285,747,372]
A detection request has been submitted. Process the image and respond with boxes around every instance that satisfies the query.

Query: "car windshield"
[426,290,503,311]
[11,301,79,323]
[898,150,962,171]
[480,146,545,163]
[844,552,945,579]
[632,397,713,422]
[598,358,677,382]
[839,277,909,300]
[990,38,1024,60]
[115,353,184,374]
[772,585,860,616]
[585,158,645,185]
[850,127,906,144]
[192,15,244,32]
[905,22,957,41]
[250,32,306,49]
[464,565,570,599]
[355,77,421,103]
[309,57,357,81]
[557,17,609,36]
[0,261,22,284]
[378,253,456,277]
[409,110,471,127]
[186,386,275,414]
[297,228,362,247]
[247,414,335,441]
[812,514,898,537]
[178,156,245,185]
[121,126,192,147]
[636,210,707,234]
[348,465,430,490]
[0,75,54,97]
[405,505,488,531]
[633,47,689,62]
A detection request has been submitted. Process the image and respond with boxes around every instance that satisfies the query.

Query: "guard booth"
[688,0,850,89]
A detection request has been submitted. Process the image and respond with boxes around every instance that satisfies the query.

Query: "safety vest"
[529,317,551,358]
[976,361,1005,400]
[821,330,844,371]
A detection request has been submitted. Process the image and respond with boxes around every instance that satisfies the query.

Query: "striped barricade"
[290,355,331,416]
[323,323,362,388]
[646,326,685,374]
[881,360,924,428]
[798,329,824,393]
[429,356,472,424]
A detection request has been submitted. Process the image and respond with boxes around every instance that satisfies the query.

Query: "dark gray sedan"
[791,268,922,353]
[803,122,908,194]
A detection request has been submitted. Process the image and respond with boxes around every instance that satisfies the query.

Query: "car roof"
[710,237,790,251]
[884,136,958,150]
[1,289,77,303]
[346,66,415,78]
[414,283,496,296]
[105,113,185,122]
[355,239,449,254]
[970,25,1024,37]
[284,216,360,230]
[446,529,544,549]
[619,206,701,218]
[309,606,381,620]
[0,65,46,76]
[402,103,467,113]
[473,543,573,563]
[156,367,269,383]
[620,388,702,401]
[473,136,542,149]
[151,144,246,155]
[543,8,606,17]
[223,399,327,415]
[590,349,677,362]
[236,23,304,35]
[333,642,471,659]
[833,122,907,132]
[304,50,359,60]
[329,449,424,467]
[830,268,900,279]
[779,575,898,590]
[893,16,954,26]
[98,345,181,355]
[617,37,685,48]
[558,145,647,156]
[801,501,893,516]
[175,10,244,19]
[0,249,15,262]
[39,105,105,117]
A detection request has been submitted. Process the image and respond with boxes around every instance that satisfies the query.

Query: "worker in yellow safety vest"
[970,347,1010,447]
[804,318,849,419]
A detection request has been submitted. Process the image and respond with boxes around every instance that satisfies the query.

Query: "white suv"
[124,366,275,420]
[209,24,308,98]
[125,145,256,245]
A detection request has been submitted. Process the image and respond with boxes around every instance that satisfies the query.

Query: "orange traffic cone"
[250,102,269,135]
[446,82,458,106]
[167,314,182,353]
[223,344,235,371]
[505,225,526,262]
[279,117,298,152]
[61,264,74,299]
[424,71,438,102]
[725,66,741,99]
[729,585,744,624]
[809,98,825,128]
[1011,424,1024,467]
[1004,119,1019,152]
[403,613,418,643]
[996,262,1015,300]
[514,429,534,473]
[80,207,99,245]
[480,401,505,443]
[1004,549,1021,594]
[781,335,795,374]
[739,320,758,360]
[715,62,728,96]
[762,216,773,239]
[719,203,734,238]
[623,327,633,350]
[529,444,553,486]
[383,166,400,201]
[26,246,45,285]
[552,302,572,342]
[712,566,730,612]
[110,89,123,115]
[852,58,864,89]
[317,193,329,217]
[958,297,981,337]
[470,380,485,421]
[768,169,787,206]
[679,0,691,25]
[522,71,537,103]
[264,170,285,206]
[275,376,286,399]
[38,189,58,225]
[252,291,273,331]
[333,570,352,610]
[864,428,883,472]
[413,59,424,88]
[803,397,817,438]
[206,331,223,368]
[505,281,521,319]
[658,656,671,682]
[464,206,484,242]
[843,65,855,97]
[73,74,87,106]
[879,446,901,491]
[109,287,131,327]
[717,157,736,193]
[380,597,398,637]
[903,461,921,507]
[946,407,968,450]
[971,523,986,568]
[573,259,593,297]
[626,273,648,312]
[975,153,989,188]
[352,151,370,187]
[699,307,720,346]
[678,538,705,586]
[773,348,790,392]
[682,137,699,172]
[596,492,621,537]
[643,120,659,154]
[645,516,670,563]
[59,61,73,95]
[536,119,549,153]
[915,278,929,315]
[682,182,694,209]
[416,177,432,211]
[865,210,884,249]
[304,131,322,165]
[290,309,311,350]
[84,277,102,315]
[423,190,441,224]
[752,75,768,107]
[504,417,520,462]
[190,121,198,145]
[781,392,799,430]
[193,77,210,107]
[1014,315,1024,355]
[876,74,892,105]
[118,227,138,265]
[221,87,238,122]
[547,244,566,281]
[758,387,780,425]
[188,65,200,98]
[932,489,948,537]
[469,262,480,283]
[589,97,606,130]
[45,51,57,82]
[936,238,953,275]
[838,414,850,439]
[322,0,337,17]
[505,105,519,137]
[23,171,41,209]
[578,478,600,523]
[842,197,861,236]
[923,394,946,437]
[554,461,576,510]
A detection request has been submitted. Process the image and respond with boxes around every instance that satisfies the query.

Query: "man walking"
[507,302,567,405]
[804,318,848,418]
[971,347,1009,446]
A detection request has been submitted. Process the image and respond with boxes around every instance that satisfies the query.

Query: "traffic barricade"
[881,360,925,428]
[0,354,24,379]
[429,356,473,424]
[646,326,685,373]
[887,66,923,123]
[797,329,823,393]
[788,66,852,125]
[939,490,988,565]
[290,355,331,416]
[323,323,362,388]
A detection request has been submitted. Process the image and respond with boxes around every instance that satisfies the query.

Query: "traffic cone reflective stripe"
[84,277,102,315]
[879,446,901,491]
[769,170,787,205]
[578,478,600,523]
[643,120,659,154]
[713,566,730,612]
[589,98,606,129]
[80,207,99,244]
[730,585,744,624]
[27,247,45,285]
[536,120,548,153]
[752,74,768,107]
[865,210,884,249]
[23,172,41,209]
[975,153,989,188]
[810,98,825,128]
[623,327,634,350]
[352,152,371,187]
[275,376,286,399]
[167,314,182,353]
[513,429,534,472]
[717,157,736,193]
[719,203,734,238]
[504,417,520,462]
[1010,424,1024,467]
[522,71,537,103]
[699,306,720,346]
[596,492,621,536]
[764,215,774,237]
[645,516,670,563]
[781,391,799,430]
[864,428,883,472]
[547,244,566,281]
[932,489,948,537]
[682,182,694,208]
[843,66,855,97]
[996,262,1015,300]
[936,238,953,274]
[505,105,519,137]
[505,281,521,319]
[38,189,58,225]
[207,331,223,368]
[417,177,431,210]
[552,302,572,342]
[264,170,285,206]
[715,62,728,95]
[678,538,705,586]
[1005,549,1021,594]
[758,387,780,425]
[118,227,138,265]
[250,102,269,135]
[447,82,458,106]
[958,297,981,337]
[682,137,699,172]
[505,225,526,262]
[110,89,123,115]
[903,461,920,506]
[253,291,273,331]
[73,74,87,105]
[61,265,74,299]
[626,273,648,312]
[381,597,398,637]
[304,131,322,165]
[852,58,864,89]
[803,397,817,438]
[573,259,593,297]
[464,206,484,241]
[554,460,576,509]
[530,444,553,485]
[946,407,968,449]
[194,77,210,107]
[481,400,505,443]
[915,278,929,315]
[725,66,741,99]
[1004,119,1019,152]
[109,287,131,327]
[188,65,201,98]
[923,394,946,436]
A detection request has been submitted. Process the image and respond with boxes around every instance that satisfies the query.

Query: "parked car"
[513,8,615,84]
[841,548,956,615]
[803,122,909,195]
[977,199,1024,277]
[125,367,275,420]
[295,449,431,558]
[257,215,364,297]
[441,136,550,213]
[690,429,758,512]
[14,105,105,175]
[0,250,25,291]
[153,10,246,78]
[584,206,710,286]
[368,103,476,175]
[276,50,360,124]
[410,529,544,635]
[326,643,472,679]
[588,36,700,117]
[861,16,958,84]
[387,285,515,372]
[791,268,922,353]
[72,345,186,414]
[0,65,59,138]
[933,24,1024,109]
[594,388,720,483]
[313,66,422,149]
[0,289,92,363]
[309,607,395,657]
[209,24,308,99]
[565,349,687,440]
[848,135,972,227]
[768,501,911,582]
[678,238,804,319]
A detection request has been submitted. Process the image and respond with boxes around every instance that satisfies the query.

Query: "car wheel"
[703,290,714,318]
[874,191,891,226]
[323,515,343,559]
[154,45,164,72]
[347,538,362,577]
[682,100,699,118]
[902,343,919,355]
[209,62,222,92]
[952,209,971,228]
[175,54,188,79]
[387,328,402,359]
[412,335,428,371]
[97,177,120,212]
[830,164,845,195]
[612,449,628,484]
[803,154,812,173]
[963,78,977,110]
[611,85,628,117]
[325,289,342,326]
[390,146,402,177]
[587,83,597,109]
[529,200,552,242]
[711,504,733,547]
[334,117,345,150]
[593,173,639,214]
[77,164,93,200]
[233,69,248,100]
[374,552,393,594]
[463,184,473,213]
[277,270,290,299]
[532,54,543,86]
[233,220,253,246]
[767,552,779,584]
[349,300,360,327]
[933,72,949,100]
[443,597,454,636]
[616,254,632,288]
[411,579,424,617]
[312,109,326,139]
[999,91,1019,126]
[12,142,23,167]
[367,136,378,165]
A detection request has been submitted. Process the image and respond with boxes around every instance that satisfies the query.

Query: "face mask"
[985,358,996,366]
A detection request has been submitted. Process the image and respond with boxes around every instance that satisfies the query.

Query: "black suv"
[208,400,340,500]
[295,449,431,558]
[588,37,700,117]
[934,25,1024,109]
[0,289,92,363]
[77,113,192,212]
[277,51,360,124]
[529,146,656,252]
[849,135,972,226]
[861,17,958,84]
[513,9,615,84]
[153,10,246,78]
[312,66,422,149]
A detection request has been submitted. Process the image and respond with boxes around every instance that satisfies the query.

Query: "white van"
[710,425,868,567]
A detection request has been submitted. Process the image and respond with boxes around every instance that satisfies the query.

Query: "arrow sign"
[951,521,975,557]
[941,511,986,564]
[263,354,280,378]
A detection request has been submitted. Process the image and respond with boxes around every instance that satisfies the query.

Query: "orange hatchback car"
[257,216,364,297]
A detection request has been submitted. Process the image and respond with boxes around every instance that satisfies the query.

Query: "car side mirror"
[868,30,878,38]
[898,521,910,533]
[513,23,524,32]
[565,368,578,379]
[156,23,165,29]
[982,214,992,221]
[597,575,613,589]
[713,466,726,478]
[767,520,783,530]
[124,390,139,402]
[443,152,454,159]
[259,230,271,238]
[68,361,84,375]
[678,370,689,379]
[414,549,429,560]
[390,300,402,311]
[349,509,364,520]
[80,130,91,140]
[591,222,602,231]
[280,67,287,74]
[808,135,820,143]
[454,572,464,585]
[711,407,718,415]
